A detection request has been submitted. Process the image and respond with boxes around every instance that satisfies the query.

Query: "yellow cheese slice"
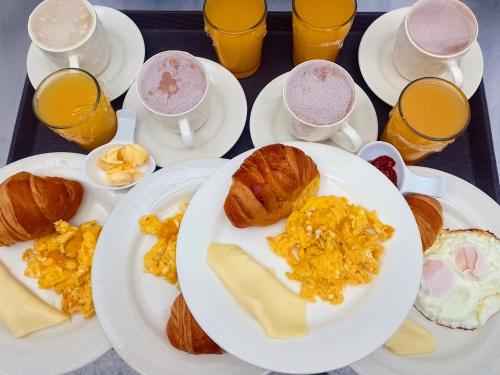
[207,243,307,339]
[384,319,435,356]
[0,261,69,338]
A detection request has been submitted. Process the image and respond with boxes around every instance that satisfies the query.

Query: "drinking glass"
[33,68,117,151]
[204,0,267,78]
[292,0,357,65]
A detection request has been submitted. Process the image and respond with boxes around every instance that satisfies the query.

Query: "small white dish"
[122,57,247,167]
[249,73,378,150]
[358,141,446,197]
[358,7,484,106]
[85,110,156,190]
[27,6,145,101]
[352,167,500,375]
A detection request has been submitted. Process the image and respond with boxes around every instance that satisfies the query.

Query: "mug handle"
[179,118,194,149]
[445,60,464,88]
[329,121,363,153]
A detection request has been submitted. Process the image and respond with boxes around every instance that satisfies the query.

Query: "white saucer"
[249,73,378,150]
[27,6,145,101]
[122,58,247,167]
[358,8,484,106]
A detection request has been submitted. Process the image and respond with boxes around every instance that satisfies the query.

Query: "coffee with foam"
[407,0,476,56]
[138,52,208,115]
[29,0,95,50]
[285,61,354,126]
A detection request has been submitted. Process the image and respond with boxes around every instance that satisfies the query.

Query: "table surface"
[1,1,499,375]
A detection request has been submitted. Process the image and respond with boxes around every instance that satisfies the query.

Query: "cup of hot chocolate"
[283,60,362,152]
[393,0,478,88]
[136,51,210,149]
[28,0,110,76]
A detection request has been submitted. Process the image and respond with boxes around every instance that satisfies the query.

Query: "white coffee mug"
[283,60,362,153]
[393,0,478,88]
[28,0,110,76]
[136,51,210,149]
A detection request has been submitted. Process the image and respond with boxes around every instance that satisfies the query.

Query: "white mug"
[136,51,210,149]
[28,0,110,76]
[393,0,478,88]
[283,60,362,153]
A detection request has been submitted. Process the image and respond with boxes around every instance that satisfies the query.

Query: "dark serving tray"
[9,11,500,203]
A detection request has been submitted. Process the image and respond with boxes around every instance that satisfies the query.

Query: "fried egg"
[415,229,500,329]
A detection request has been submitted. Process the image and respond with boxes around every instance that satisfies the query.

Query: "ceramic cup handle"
[179,118,194,149]
[330,121,363,153]
[445,60,464,88]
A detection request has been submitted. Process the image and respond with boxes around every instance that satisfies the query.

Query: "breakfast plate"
[176,142,423,374]
[91,158,268,375]
[249,73,378,150]
[352,166,500,375]
[358,7,484,106]
[122,58,247,168]
[0,153,121,375]
[27,6,145,101]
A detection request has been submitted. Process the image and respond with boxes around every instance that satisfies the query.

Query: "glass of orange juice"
[204,0,267,78]
[381,77,470,164]
[33,68,117,151]
[292,0,357,65]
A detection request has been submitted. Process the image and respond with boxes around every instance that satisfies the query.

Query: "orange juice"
[382,77,470,164]
[34,68,116,151]
[204,0,266,78]
[292,0,356,64]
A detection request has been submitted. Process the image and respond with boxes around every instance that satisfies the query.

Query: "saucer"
[122,57,247,167]
[249,73,378,150]
[27,6,145,101]
[358,7,484,106]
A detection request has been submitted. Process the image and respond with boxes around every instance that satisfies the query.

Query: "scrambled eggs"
[268,196,394,304]
[22,220,102,318]
[140,204,187,284]
[97,143,149,186]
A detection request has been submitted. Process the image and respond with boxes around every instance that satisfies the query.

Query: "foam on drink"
[138,52,207,115]
[29,0,94,50]
[285,62,354,125]
[407,0,476,56]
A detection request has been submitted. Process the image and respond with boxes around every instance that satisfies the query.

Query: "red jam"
[370,155,398,186]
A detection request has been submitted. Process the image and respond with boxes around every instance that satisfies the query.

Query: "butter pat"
[385,319,435,356]
[0,261,69,337]
[207,243,307,339]
[97,144,148,186]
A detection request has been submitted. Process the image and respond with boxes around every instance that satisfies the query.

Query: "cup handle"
[179,118,194,149]
[330,121,363,153]
[401,170,447,198]
[445,60,464,88]
[69,55,80,69]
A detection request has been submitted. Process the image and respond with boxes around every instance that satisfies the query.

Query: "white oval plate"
[358,8,484,106]
[0,153,121,375]
[352,166,500,375]
[92,158,268,375]
[249,73,378,150]
[176,142,423,374]
[27,6,145,101]
[123,58,247,168]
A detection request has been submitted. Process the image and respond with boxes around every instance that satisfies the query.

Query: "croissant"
[224,144,320,228]
[166,294,223,355]
[405,194,443,251]
[0,172,83,246]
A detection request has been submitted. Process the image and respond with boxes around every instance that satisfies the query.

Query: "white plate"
[0,153,121,375]
[352,166,500,375]
[27,6,145,101]
[122,58,247,168]
[249,73,378,150]
[92,158,267,375]
[358,8,484,106]
[176,142,423,374]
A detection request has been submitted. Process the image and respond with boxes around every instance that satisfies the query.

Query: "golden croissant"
[0,172,83,246]
[224,144,320,228]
